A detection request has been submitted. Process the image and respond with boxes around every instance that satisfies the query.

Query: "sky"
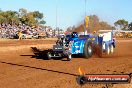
[0,0,132,30]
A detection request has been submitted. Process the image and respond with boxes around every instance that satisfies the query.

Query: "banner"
[76,74,131,85]
[85,16,89,28]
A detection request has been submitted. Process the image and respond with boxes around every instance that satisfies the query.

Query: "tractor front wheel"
[47,52,52,60]
[67,53,72,61]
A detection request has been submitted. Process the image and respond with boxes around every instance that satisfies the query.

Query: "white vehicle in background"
[21,33,27,39]
[26,34,33,39]
[21,33,33,39]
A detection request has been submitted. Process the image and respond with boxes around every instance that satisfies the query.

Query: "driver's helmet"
[93,31,96,33]
[71,32,78,38]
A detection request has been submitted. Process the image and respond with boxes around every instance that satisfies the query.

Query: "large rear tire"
[84,40,93,58]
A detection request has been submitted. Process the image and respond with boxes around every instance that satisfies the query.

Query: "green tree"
[32,11,43,19]
[6,11,20,25]
[0,10,19,25]
[19,8,27,17]
[128,22,132,30]
[32,11,45,25]
[19,9,45,26]
[39,20,46,24]
[0,9,46,26]
[114,19,128,30]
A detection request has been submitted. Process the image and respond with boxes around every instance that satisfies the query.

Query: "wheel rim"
[88,46,92,55]
[68,54,72,60]
[110,45,114,53]
[107,46,110,55]
[48,53,51,59]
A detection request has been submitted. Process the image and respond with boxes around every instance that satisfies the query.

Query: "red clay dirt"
[0,39,132,88]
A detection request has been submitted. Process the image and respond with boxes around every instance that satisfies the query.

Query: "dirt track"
[0,39,132,88]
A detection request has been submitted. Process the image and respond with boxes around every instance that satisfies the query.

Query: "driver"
[71,32,78,38]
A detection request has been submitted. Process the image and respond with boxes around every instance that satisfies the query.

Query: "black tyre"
[84,40,93,58]
[47,52,52,60]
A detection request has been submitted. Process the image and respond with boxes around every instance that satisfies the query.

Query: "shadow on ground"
[21,47,51,60]
[20,47,84,61]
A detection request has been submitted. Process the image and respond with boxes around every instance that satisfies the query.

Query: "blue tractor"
[47,31,116,60]
[66,32,103,58]
[68,32,115,58]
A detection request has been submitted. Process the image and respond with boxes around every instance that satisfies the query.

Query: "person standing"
[18,31,22,40]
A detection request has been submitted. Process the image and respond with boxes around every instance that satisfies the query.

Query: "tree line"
[114,19,132,31]
[0,8,46,27]
[73,15,132,33]
[0,8,132,32]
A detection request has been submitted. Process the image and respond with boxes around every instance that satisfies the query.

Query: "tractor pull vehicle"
[47,35,72,60]
[47,31,116,60]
